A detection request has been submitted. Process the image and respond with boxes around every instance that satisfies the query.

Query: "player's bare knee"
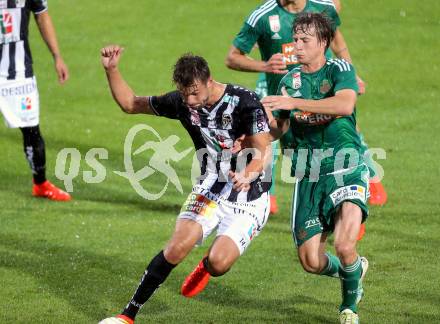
[334,241,356,260]
[163,241,191,264]
[298,252,321,274]
[206,254,231,277]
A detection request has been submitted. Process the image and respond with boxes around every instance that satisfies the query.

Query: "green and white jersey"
[233,0,340,96]
[276,58,362,177]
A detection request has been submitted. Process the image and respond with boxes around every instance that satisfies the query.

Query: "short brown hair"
[293,12,335,50]
[172,53,211,88]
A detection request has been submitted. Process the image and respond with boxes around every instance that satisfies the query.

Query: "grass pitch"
[1,0,439,323]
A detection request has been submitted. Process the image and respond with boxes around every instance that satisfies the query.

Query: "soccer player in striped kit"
[0,0,70,200]
[99,45,272,324]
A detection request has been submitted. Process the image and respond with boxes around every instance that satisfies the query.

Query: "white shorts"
[0,76,40,128]
[178,185,270,255]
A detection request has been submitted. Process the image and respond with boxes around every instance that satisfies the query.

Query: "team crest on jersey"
[269,15,281,33]
[282,43,298,65]
[222,113,232,129]
[292,72,301,89]
[0,11,13,34]
[320,79,331,94]
[189,109,201,126]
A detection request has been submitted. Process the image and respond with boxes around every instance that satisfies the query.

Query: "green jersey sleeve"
[232,22,259,54]
[331,59,359,93]
[325,5,341,30]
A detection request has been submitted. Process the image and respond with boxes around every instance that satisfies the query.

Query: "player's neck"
[281,0,307,13]
[301,56,326,73]
[207,81,226,107]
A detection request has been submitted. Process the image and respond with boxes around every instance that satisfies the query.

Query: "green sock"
[320,252,341,278]
[339,256,362,313]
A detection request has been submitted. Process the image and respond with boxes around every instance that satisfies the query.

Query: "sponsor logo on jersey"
[320,79,331,94]
[293,111,333,125]
[0,10,13,34]
[330,185,366,206]
[282,42,298,65]
[292,72,301,89]
[21,97,32,110]
[253,108,267,133]
[269,15,281,33]
[1,82,36,97]
[181,193,218,218]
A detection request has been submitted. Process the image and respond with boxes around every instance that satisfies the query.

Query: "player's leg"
[292,178,343,278]
[327,164,370,322]
[182,193,270,297]
[333,202,366,323]
[0,76,70,200]
[104,219,203,323]
[269,140,279,214]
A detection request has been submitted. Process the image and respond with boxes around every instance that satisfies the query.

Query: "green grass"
[1,0,439,323]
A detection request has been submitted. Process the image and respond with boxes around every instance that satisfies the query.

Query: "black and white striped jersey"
[0,0,48,80]
[150,84,272,202]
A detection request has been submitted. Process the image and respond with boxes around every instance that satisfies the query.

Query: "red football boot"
[369,178,387,206]
[181,259,211,298]
[269,195,278,215]
[357,223,366,241]
[32,180,71,201]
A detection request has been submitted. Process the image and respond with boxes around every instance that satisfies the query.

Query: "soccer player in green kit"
[225,0,367,215]
[226,0,387,215]
[262,12,368,323]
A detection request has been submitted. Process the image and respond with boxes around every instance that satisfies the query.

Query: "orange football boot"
[269,195,278,215]
[181,259,211,298]
[32,180,71,201]
[369,178,387,206]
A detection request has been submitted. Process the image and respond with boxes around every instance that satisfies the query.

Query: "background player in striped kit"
[0,0,70,201]
[99,45,272,324]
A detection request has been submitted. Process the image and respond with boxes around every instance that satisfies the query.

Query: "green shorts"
[291,163,370,247]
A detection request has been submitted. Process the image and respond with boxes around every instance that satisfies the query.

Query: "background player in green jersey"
[226,0,366,215]
[262,13,368,323]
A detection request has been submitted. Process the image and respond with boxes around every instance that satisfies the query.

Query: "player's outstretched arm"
[262,88,357,116]
[225,46,288,75]
[101,45,155,115]
[34,11,69,84]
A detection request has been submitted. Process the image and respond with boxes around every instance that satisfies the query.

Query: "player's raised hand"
[265,53,288,74]
[101,45,124,71]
